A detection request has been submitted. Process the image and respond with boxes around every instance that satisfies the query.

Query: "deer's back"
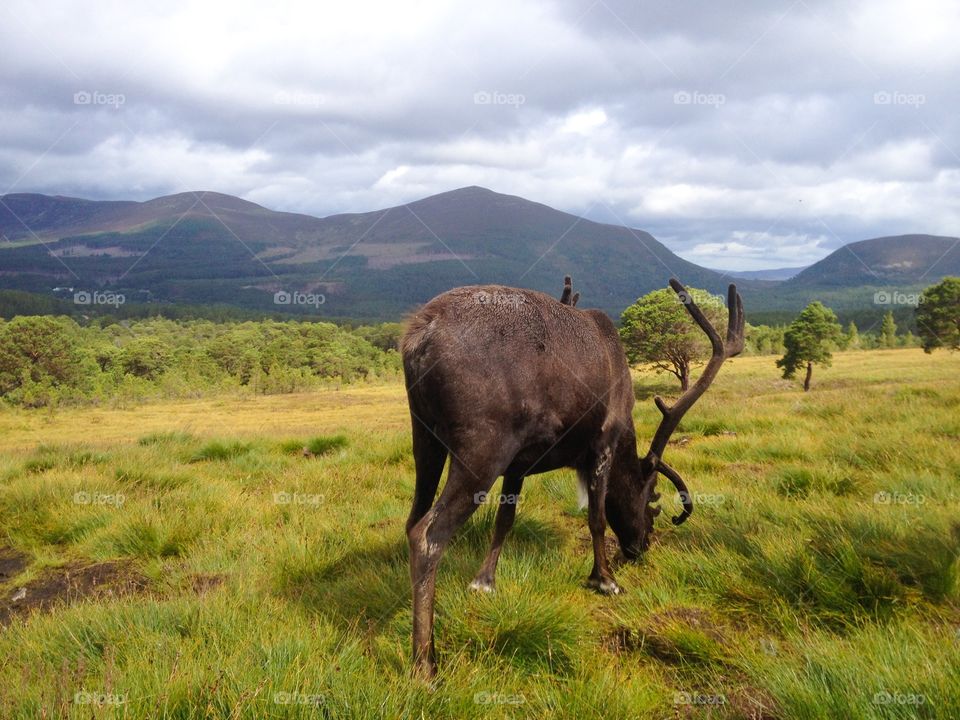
[402,285,633,443]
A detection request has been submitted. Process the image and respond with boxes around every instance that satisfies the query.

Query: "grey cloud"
[1,0,958,268]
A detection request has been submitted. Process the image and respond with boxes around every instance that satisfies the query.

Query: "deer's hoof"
[412,659,438,684]
[468,578,495,593]
[587,578,623,595]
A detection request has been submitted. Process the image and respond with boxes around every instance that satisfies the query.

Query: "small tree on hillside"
[619,287,727,390]
[844,320,860,350]
[776,302,843,391]
[879,311,897,348]
[916,276,960,352]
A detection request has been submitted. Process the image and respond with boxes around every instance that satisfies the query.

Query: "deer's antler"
[642,280,744,524]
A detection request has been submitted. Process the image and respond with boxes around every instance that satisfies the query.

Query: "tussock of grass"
[450,588,587,673]
[137,430,195,446]
[305,434,348,456]
[114,467,189,491]
[103,513,198,558]
[188,440,253,463]
[277,434,348,456]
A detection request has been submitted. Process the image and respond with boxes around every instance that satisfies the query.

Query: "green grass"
[0,348,957,718]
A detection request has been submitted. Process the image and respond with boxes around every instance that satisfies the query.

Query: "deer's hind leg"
[408,456,498,679]
[406,417,448,535]
[469,473,524,593]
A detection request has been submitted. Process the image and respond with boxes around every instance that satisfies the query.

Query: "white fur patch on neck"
[577,477,588,510]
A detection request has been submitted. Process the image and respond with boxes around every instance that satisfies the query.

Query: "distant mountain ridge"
[0,187,737,317]
[0,187,957,320]
[782,235,960,287]
[719,266,807,281]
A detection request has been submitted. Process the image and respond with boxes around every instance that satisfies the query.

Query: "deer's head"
[607,280,744,559]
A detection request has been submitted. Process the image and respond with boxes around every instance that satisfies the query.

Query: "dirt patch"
[575,531,622,560]
[673,685,780,720]
[190,573,226,595]
[0,547,29,584]
[0,560,150,626]
[722,686,781,720]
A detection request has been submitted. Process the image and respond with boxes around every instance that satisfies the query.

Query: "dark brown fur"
[402,279,743,678]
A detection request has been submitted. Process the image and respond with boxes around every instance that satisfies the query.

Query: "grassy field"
[0,349,958,719]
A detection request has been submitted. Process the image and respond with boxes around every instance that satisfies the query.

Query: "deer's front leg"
[581,447,622,595]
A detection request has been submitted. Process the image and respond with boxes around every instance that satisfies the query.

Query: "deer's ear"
[559,275,580,306]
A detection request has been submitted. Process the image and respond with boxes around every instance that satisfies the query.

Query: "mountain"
[782,235,960,287]
[1,189,956,322]
[0,187,738,318]
[720,266,806,281]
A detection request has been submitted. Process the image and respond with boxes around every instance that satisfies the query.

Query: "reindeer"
[401,276,744,678]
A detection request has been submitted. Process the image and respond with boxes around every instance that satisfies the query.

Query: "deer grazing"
[401,276,744,678]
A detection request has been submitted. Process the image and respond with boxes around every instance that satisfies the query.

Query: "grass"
[0,348,957,718]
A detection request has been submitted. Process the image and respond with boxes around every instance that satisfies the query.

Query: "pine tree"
[776,302,843,391]
[879,311,897,348]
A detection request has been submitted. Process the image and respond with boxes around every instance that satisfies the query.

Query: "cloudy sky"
[2,0,958,269]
